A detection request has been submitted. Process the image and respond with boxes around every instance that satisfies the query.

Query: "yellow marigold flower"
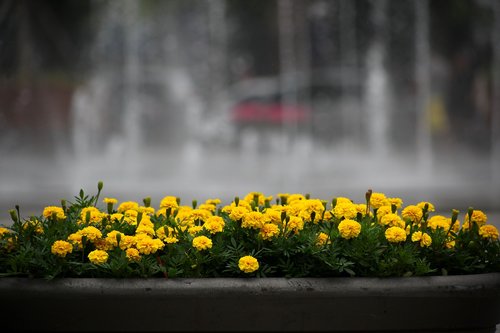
[0,227,10,237]
[109,213,124,223]
[125,248,141,262]
[159,196,179,209]
[198,203,216,213]
[299,199,325,223]
[411,231,432,247]
[88,249,108,265]
[287,194,306,205]
[263,208,282,225]
[119,235,136,250]
[203,216,225,234]
[238,255,259,273]
[332,202,358,220]
[67,232,83,249]
[136,234,164,254]
[136,224,155,237]
[189,209,212,223]
[117,201,139,213]
[105,230,123,248]
[78,226,102,242]
[316,232,331,246]
[464,210,488,227]
[370,192,388,209]
[205,198,221,206]
[192,235,212,251]
[445,238,456,249]
[427,215,451,231]
[387,197,403,209]
[283,202,302,217]
[188,225,204,236]
[376,205,393,221]
[401,205,423,224]
[80,206,104,224]
[103,197,118,205]
[138,206,155,216]
[244,192,269,206]
[335,197,353,205]
[94,238,114,251]
[417,201,435,212]
[479,225,499,240]
[22,220,44,234]
[380,213,405,228]
[51,240,73,257]
[284,216,304,234]
[260,223,280,240]
[338,219,362,239]
[242,211,265,229]
[356,204,370,217]
[385,226,407,243]
[42,206,66,220]
[176,206,195,226]
[123,209,138,226]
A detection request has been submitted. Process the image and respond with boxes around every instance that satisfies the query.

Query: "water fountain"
[1,0,498,221]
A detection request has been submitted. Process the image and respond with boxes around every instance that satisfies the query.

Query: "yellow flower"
[380,213,405,228]
[387,197,403,209]
[259,223,280,240]
[80,206,104,224]
[284,216,304,234]
[479,225,499,240]
[263,208,282,225]
[119,235,136,250]
[370,192,388,209]
[316,232,331,246]
[88,250,108,265]
[78,226,102,242]
[42,206,66,220]
[417,201,435,212]
[338,219,361,239]
[117,201,139,213]
[299,199,325,223]
[136,224,155,237]
[159,196,179,210]
[0,227,11,237]
[137,206,155,216]
[332,202,358,220]
[105,230,124,248]
[242,211,265,229]
[123,209,139,226]
[287,193,306,205]
[192,236,212,251]
[376,205,393,221]
[67,232,83,249]
[103,197,118,205]
[188,225,204,236]
[135,234,164,254]
[51,240,73,257]
[238,255,259,273]
[109,213,124,223]
[125,248,141,262]
[198,203,216,213]
[244,192,269,206]
[203,216,225,234]
[401,205,423,224]
[189,209,212,223]
[427,215,451,231]
[205,198,221,206]
[228,206,249,222]
[411,231,432,247]
[464,210,488,228]
[385,226,407,243]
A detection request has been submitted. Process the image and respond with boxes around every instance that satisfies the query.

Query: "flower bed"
[0,182,499,279]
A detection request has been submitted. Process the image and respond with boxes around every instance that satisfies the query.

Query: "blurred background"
[1,0,499,223]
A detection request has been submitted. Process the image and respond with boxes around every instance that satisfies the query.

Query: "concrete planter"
[1,273,499,332]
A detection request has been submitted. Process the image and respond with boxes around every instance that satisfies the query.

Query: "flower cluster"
[0,184,498,279]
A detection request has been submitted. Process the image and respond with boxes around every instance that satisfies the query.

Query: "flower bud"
[234,197,240,207]
[61,199,67,213]
[192,200,197,209]
[9,209,18,223]
[143,197,151,208]
[97,181,104,192]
